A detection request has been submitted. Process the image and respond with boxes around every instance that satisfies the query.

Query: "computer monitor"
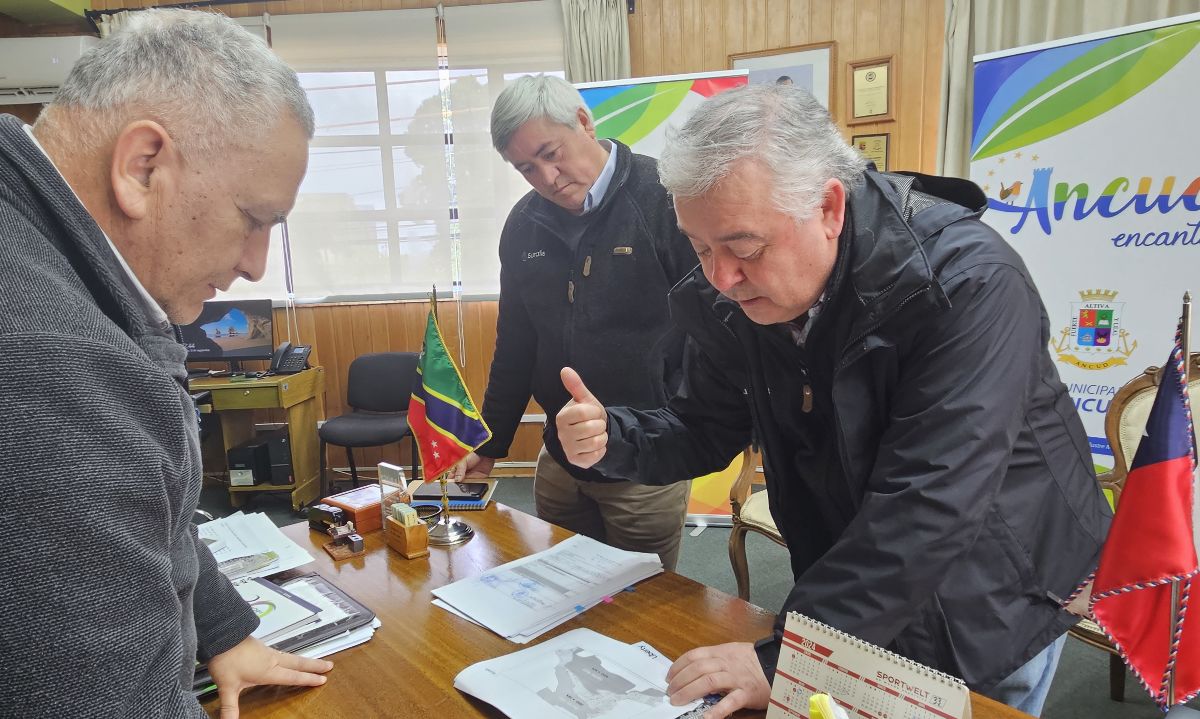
[180,299,274,368]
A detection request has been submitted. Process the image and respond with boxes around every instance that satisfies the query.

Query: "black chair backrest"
[346,352,420,413]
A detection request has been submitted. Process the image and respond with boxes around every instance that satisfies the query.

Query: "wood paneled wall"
[628,0,944,173]
[0,104,42,124]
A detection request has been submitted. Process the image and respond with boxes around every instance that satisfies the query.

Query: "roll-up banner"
[971,14,1200,473]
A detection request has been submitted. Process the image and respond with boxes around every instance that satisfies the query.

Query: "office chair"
[727,448,786,601]
[1067,352,1200,701]
[318,351,420,498]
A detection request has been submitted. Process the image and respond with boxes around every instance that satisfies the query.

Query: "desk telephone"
[270,341,312,374]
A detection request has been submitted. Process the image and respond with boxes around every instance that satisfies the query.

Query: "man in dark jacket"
[451,75,699,570]
[0,10,331,716]
[557,84,1111,717]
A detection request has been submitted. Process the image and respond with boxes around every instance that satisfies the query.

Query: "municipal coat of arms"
[1050,289,1137,370]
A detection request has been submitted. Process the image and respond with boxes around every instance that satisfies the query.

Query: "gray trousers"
[534,447,691,571]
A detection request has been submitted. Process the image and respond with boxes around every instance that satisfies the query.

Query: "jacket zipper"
[716,307,764,453]
[836,283,933,373]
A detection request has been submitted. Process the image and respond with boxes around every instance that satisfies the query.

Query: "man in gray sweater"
[0,10,331,717]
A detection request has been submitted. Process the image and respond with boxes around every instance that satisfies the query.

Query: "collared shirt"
[24,124,169,329]
[784,295,827,347]
[581,139,617,215]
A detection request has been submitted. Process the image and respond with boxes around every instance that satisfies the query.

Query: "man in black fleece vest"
[451,75,700,570]
[0,10,331,717]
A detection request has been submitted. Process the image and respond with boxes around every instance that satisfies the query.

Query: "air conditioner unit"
[0,36,98,105]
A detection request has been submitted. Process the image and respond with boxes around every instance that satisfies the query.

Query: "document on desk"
[432,534,662,642]
[196,512,314,580]
[454,628,701,719]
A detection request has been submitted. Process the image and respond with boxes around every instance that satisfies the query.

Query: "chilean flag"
[1091,320,1200,708]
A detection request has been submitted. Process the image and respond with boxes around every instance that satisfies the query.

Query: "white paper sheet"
[432,535,661,641]
[270,579,350,645]
[434,596,608,643]
[297,619,380,659]
[454,628,700,719]
[197,512,314,579]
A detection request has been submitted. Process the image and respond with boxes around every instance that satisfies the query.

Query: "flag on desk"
[407,302,491,481]
[1091,316,1200,707]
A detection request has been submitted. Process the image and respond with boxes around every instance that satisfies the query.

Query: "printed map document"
[454,628,701,719]
[432,534,662,642]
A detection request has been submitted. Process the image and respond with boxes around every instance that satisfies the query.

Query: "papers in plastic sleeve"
[432,534,662,643]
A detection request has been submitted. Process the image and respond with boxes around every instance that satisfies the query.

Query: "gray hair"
[490,74,590,153]
[36,9,314,157]
[659,84,866,222]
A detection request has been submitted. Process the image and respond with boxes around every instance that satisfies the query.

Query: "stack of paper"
[271,574,380,658]
[194,573,378,698]
[454,628,704,719]
[432,534,662,643]
[235,577,320,644]
[197,511,314,580]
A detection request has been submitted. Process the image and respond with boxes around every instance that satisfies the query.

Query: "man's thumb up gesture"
[556,367,608,469]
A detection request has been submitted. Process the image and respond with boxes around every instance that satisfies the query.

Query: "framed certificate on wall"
[847,56,893,124]
[851,132,890,171]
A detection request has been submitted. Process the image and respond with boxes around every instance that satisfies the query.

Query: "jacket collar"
[0,115,175,350]
[521,138,634,227]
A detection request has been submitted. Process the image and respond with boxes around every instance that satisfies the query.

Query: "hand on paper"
[449,452,496,482]
[666,642,771,719]
[208,635,333,719]
[556,367,608,469]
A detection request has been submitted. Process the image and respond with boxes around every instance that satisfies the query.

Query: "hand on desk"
[449,452,496,482]
[666,642,771,719]
[556,367,608,469]
[207,635,333,718]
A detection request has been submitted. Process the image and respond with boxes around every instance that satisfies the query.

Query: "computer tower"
[227,436,268,487]
[227,429,292,486]
[262,429,293,485]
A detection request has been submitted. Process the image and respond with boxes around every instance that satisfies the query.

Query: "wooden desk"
[204,504,1031,719]
[192,368,325,510]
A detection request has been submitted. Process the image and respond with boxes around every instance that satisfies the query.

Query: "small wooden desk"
[204,505,1031,719]
[191,368,325,510]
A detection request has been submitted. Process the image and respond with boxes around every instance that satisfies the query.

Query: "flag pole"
[1168,291,1191,707]
[423,281,475,545]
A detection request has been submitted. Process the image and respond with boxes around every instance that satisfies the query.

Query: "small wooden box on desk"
[191,367,325,510]
[384,515,428,559]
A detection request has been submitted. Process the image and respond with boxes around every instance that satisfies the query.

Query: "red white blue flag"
[1090,316,1200,707]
